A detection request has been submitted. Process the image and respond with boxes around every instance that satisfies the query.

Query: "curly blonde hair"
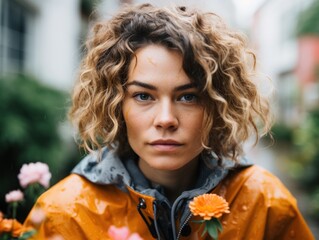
[69,3,272,162]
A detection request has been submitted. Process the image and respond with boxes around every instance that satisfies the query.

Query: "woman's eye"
[133,93,152,101]
[179,94,198,103]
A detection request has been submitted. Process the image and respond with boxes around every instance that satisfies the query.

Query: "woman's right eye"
[133,93,152,102]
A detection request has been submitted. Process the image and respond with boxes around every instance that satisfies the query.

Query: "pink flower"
[18,162,52,188]
[48,234,64,240]
[30,207,46,226]
[108,226,143,240]
[127,233,143,240]
[5,190,24,203]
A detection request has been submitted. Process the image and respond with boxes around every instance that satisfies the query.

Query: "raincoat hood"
[72,148,251,201]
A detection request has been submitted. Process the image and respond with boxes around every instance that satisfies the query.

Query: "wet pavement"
[245,142,319,238]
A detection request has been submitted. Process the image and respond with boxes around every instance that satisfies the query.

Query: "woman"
[23,3,314,239]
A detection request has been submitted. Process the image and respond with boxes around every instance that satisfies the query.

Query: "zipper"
[176,213,192,240]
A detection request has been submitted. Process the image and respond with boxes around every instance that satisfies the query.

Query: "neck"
[138,158,200,202]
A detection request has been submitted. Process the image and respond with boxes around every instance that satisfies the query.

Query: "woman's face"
[122,44,204,172]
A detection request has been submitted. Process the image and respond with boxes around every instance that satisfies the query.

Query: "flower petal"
[189,194,230,221]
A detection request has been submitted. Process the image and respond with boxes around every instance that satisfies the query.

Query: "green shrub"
[296,0,319,36]
[0,75,81,221]
[270,123,294,143]
[293,109,319,220]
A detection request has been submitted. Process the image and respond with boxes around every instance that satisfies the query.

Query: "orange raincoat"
[23,149,314,239]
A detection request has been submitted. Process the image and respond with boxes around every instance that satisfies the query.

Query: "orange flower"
[189,193,230,220]
[0,218,23,237]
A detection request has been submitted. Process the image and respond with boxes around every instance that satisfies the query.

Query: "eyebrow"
[125,80,196,91]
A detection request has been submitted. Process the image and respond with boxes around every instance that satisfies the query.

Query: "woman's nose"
[153,100,178,130]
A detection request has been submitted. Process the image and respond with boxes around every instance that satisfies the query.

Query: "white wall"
[134,0,236,26]
[251,0,313,123]
[252,0,312,80]
[138,0,235,25]
[98,0,236,27]
[25,0,81,90]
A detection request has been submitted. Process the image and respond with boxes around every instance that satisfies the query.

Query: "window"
[0,0,32,75]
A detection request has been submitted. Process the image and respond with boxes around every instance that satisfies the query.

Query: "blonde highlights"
[69,4,272,162]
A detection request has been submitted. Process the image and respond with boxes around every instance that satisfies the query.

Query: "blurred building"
[98,0,236,26]
[251,0,318,125]
[0,0,81,90]
[0,0,235,91]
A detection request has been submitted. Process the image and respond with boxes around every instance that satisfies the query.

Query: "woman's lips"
[149,139,183,152]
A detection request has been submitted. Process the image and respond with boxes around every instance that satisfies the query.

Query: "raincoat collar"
[72,147,251,200]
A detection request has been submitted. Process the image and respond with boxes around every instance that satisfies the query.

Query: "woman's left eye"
[179,94,198,103]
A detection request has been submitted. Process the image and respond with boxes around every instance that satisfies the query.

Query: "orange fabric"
[213,166,314,240]
[0,218,23,237]
[23,166,314,239]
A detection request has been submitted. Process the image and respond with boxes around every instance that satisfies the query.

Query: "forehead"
[127,44,190,85]
[130,44,182,68]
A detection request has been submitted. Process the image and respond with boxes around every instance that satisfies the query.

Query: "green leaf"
[18,230,37,240]
[206,220,218,239]
[212,218,223,232]
[192,220,205,224]
[201,225,208,237]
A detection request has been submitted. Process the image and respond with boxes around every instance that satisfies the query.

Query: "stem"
[12,202,18,219]
[27,183,42,202]
[11,202,18,238]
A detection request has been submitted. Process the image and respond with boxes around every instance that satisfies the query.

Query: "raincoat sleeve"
[22,174,117,240]
[215,165,315,240]
[22,174,91,239]
[22,173,155,240]
[23,204,84,240]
